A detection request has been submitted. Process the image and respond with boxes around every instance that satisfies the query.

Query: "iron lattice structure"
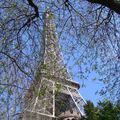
[21,10,86,120]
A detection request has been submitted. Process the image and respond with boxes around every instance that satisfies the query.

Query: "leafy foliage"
[81,100,120,120]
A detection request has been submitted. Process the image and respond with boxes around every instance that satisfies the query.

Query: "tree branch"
[27,0,39,17]
[88,0,120,14]
[0,83,28,90]
[17,0,39,37]
[20,0,39,28]
[0,51,31,78]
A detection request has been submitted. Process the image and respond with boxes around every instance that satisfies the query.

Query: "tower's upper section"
[41,10,70,79]
[34,10,80,89]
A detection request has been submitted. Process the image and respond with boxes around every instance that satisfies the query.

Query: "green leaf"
[8,89,13,95]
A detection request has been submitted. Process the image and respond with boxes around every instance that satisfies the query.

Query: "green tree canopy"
[81,100,120,120]
[81,101,99,120]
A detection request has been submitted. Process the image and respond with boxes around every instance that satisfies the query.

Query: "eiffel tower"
[20,10,86,120]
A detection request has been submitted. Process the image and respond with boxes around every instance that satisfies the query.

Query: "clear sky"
[79,78,103,105]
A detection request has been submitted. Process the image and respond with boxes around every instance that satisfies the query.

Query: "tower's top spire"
[44,9,54,20]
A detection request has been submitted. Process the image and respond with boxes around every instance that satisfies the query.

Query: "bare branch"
[0,51,31,78]
[88,0,120,14]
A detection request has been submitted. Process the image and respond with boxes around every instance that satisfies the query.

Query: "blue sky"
[80,78,103,105]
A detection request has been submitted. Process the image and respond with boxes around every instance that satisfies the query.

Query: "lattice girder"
[24,78,86,118]
[21,10,86,120]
